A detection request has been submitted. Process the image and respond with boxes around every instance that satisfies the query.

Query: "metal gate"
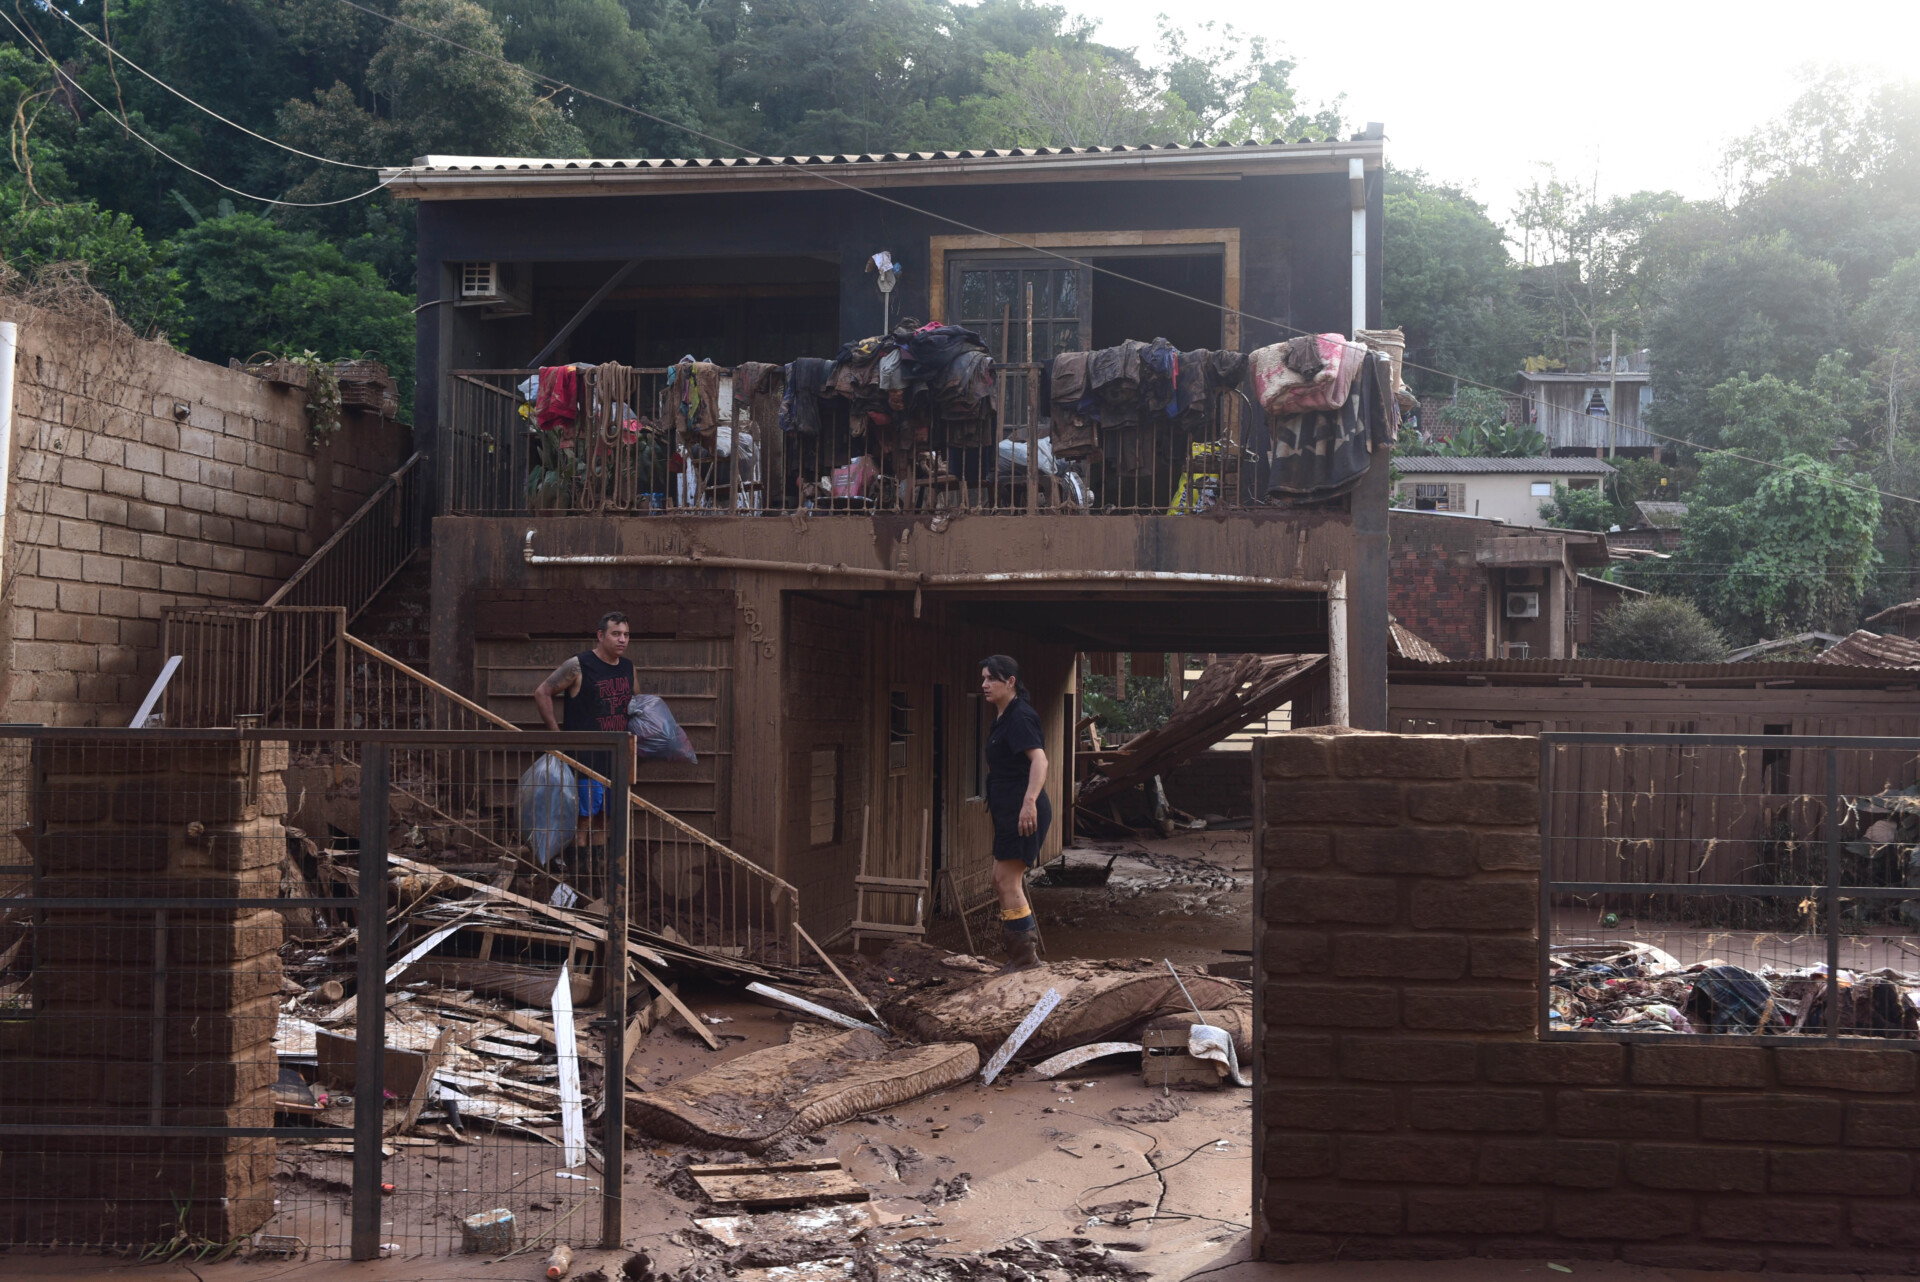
[0,727,632,1260]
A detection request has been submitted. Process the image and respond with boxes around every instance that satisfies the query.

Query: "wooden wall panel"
[1393,682,1920,889]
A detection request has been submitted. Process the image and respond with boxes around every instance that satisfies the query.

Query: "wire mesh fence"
[0,727,632,1261]
[1542,733,1920,1043]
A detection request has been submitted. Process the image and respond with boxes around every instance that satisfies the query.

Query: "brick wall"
[1254,730,1920,1273]
[0,303,409,725]
[1387,512,1485,662]
[0,736,287,1244]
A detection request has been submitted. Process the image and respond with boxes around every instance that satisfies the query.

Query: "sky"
[1057,0,1920,228]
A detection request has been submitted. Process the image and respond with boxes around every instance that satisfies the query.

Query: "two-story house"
[381,138,1392,939]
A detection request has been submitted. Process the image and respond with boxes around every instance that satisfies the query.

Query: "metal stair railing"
[338,634,799,964]
[163,603,797,963]
[263,452,426,624]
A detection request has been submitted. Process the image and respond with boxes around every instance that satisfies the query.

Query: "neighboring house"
[1608,499,1686,554]
[381,137,1393,939]
[1865,598,1920,640]
[1387,510,1615,662]
[1515,351,1655,456]
[1392,456,1615,525]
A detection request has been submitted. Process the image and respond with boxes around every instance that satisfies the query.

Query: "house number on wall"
[741,604,775,660]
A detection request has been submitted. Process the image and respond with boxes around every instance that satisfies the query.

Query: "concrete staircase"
[353,549,432,667]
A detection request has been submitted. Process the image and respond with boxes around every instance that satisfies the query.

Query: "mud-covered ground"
[5,834,1259,1282]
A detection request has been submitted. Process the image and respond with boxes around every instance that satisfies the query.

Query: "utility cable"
[40,2,384,169]
[325,0,1920,509]
[0,9,390,207]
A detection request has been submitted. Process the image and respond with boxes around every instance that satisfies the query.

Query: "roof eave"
[379,140,1385,200]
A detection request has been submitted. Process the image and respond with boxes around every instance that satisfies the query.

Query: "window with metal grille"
[809,747,840,846]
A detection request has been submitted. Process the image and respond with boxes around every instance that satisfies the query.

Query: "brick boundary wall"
[1386,512,1487,662]
[0,301,408,726]
[0,737,287,1244]
[1253,730,1920,1273]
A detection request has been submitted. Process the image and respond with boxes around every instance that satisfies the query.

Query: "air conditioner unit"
[455,261,530,317]
[1506,591,1541,619]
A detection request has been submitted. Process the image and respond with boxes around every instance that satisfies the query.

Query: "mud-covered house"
[379,135,1395,940]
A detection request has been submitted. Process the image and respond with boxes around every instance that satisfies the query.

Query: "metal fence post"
[602,735,632,1249]
[1538,737,1554,1037]
[1823,747,1840,1039]
[352,740,390,1261]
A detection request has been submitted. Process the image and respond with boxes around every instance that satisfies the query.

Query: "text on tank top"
[561,650,635,734]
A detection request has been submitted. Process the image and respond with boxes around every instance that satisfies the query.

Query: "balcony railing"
[442,363,1265,517]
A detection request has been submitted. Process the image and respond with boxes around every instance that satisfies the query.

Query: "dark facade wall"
[1254,730,1920,1272]
[413,165,1385,465]
[1388,511,1489,662]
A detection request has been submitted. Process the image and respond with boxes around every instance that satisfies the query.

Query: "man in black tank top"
[533,612,635,819]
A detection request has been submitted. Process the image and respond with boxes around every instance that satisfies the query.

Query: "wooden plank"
[690,1160,869,1210]
[389,1028,453,1136]
[854,876,930,889]
[634,961,722,1051]
[847,921,926,937]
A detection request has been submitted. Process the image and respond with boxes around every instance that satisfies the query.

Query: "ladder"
[850,807,931,949]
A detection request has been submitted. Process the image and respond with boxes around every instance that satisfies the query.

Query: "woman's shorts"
[989,789,1052,867]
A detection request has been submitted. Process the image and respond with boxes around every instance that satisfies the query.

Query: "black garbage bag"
[627,694,697,765]
[1683,965,1776,1034]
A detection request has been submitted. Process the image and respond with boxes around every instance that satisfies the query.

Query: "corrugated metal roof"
[1389,617,1449,663]
[1633,501,1688,528]
[1815,630,1920,669]
[1392,457,1617,474]
[381,138,1382,196]
[1387,655,1920,686]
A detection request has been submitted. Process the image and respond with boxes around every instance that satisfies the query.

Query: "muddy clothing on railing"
[1265,350,1398,503]
[781,358,830,436]
[668,360,723,444]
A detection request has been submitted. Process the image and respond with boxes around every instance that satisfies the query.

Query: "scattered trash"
[981,988,1063,1085]
[1552,942,1918,1037]
[460,1207,515,1254]
[545,1243,574,1279]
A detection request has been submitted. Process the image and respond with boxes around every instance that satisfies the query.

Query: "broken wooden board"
[688,1158,869,1210]
[1077,653,1325,805]
[627,1029,978,1153]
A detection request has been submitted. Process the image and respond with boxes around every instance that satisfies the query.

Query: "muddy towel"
[626,1029,978,1152]
[889,961,1246,1063]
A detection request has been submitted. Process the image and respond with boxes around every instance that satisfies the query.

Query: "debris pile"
[1550,942,1920,1037]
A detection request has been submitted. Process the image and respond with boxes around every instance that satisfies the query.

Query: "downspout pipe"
[1328,572,1350,727]
[1349,158,1367,337]
[521,530,1330,593]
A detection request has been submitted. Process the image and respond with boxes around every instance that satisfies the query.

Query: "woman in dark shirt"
[980,654,1050,972]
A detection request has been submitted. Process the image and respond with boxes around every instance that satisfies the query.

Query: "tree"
[1585,595,1730,663]
[1645,235,1847,444]
[1661,457,1881,644]
[168,213,413,403]
[0,201,186,340]
[1382,168,1529,391]
[1538,484,1615,532]
[1423,388,1547,457]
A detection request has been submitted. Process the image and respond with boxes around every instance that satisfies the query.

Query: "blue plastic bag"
[517,752,576,866]
[627,694,697,765]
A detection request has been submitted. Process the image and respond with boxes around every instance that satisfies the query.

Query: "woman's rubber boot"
[999,914,1042,973]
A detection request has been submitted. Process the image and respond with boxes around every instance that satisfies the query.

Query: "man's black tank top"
[561,650,636,734]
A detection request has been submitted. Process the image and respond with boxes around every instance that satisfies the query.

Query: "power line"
[324,0,1920,512]
[0,9,390,208]
[40,3,383,170]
